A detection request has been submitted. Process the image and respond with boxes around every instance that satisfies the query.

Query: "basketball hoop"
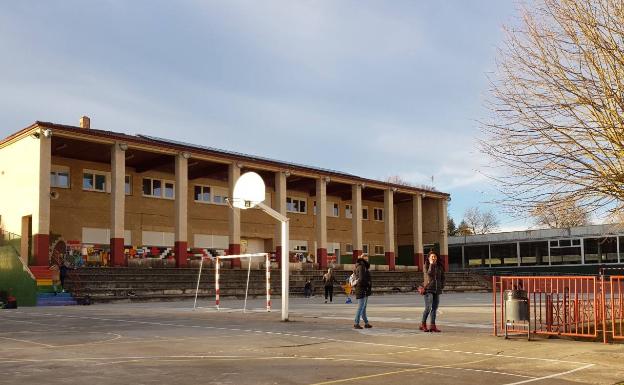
[231,172,290,321]
[232,172,265,209]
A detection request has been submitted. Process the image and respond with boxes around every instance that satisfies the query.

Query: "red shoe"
[419,322,429,332]
[429,324,441,333]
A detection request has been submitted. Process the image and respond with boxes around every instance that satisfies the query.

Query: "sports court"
[1,293,622,385]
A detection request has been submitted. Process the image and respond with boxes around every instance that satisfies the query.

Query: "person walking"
[420,251,445,332]
[353,257,373,329]
[322,268,338,303]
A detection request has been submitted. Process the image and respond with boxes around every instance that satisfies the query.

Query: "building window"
[83,171,107,192]
[373,208,384,221]
[50,167,70,188]
[125,175,132,195]
[194,185,228,205]
[362,206,369,220]
[345,243,353,254]
[143,178,175,199]
[194,185,211,202]
[362,244,369,255]
[287,197,307,213]
[345,204,352,219]
[313,201,317,215]
[153,179,162,196]
[374,245,384,255]
[164,182,174,199]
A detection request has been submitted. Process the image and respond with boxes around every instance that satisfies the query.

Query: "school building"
[0,117,450,271]
[449,223,624,273]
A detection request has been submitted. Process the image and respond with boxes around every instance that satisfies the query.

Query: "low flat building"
[449,224,624,273]
[0,117,450,270]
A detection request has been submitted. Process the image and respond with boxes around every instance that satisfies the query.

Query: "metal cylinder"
[504,289,529,322]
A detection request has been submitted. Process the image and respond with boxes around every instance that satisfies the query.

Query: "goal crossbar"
[193,253,271,313]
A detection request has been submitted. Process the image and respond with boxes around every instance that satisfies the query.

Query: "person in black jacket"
[353,258,373,329]
[322,268,338,303]
[420,251,445,332]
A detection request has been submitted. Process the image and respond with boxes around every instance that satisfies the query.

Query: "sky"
[0,1,528,231]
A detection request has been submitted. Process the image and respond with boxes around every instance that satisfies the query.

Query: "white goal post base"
[193,253,271,313]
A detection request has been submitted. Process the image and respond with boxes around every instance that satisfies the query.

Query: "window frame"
[142,177,175,200]
[125,175,132,195]
[373,207,384,221]
[82,169,108,193]
[193,184,228,205]
[362,206,369,220]
[345,204,352,219]
[194,185,212,203]
[50,165,70,189]
[374,245,385,255]
[286,197,307,214]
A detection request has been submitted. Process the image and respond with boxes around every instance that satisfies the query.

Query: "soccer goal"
[195,170,290,321]
[193,253,271,313]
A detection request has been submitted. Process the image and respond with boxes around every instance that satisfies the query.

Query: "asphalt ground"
[1,293,623,385]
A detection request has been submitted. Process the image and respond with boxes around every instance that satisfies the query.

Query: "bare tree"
[481,0,624,216]
[463,207,499,234]
[531,198,591,228]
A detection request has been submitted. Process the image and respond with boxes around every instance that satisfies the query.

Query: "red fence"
[493,275,624,343]
[610,276,624,341]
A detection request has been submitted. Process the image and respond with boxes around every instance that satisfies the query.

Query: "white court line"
[4,312,594,371]
[0,352,536,380]
[503,364,596,385]
[0,336,55,348]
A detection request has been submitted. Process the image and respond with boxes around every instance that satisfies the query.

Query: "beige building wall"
[422,198,440,244]
[393,200,414,246]
[43,156,443,260]
[0,136,43,235]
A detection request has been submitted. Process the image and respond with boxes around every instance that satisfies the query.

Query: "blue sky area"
[0,1,528,231]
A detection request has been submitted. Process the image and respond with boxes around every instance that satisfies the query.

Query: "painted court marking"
[1,311,595,384]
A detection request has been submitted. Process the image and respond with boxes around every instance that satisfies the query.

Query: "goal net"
[193,253,271,313]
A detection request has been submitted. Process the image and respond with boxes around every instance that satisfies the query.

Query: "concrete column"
[174,152,189,267]
[315,177,328,269]
[228,163,241,267]
[110,142,126,267]
[351,184,363,263]
[438,198,449,271]
[274,171,287,267]
[33,131,51,266]
[413,194,423,271]
[384,189,395,270]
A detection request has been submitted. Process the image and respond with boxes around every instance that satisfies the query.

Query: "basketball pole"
[256,202,289,321]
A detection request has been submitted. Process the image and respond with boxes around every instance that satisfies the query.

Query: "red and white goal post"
[193,253,271,313]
